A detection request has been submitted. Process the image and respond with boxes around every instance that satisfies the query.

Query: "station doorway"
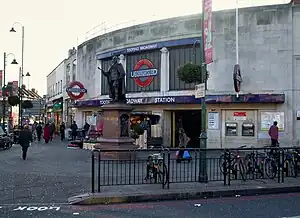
[171,110,202,148]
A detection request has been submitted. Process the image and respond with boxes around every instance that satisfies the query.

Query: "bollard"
[223,150,227,186]
[162,152,166,189]
[199,132,208,183]
[91,151,95,193]
[167,151,170,189]
[98,151,101,192]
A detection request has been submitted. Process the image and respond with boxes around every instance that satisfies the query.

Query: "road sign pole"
[199,0,208,183]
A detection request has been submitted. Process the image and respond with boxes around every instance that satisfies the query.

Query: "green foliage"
[131,123,145,135]
[177,63,202,84]
[8,96,20,106]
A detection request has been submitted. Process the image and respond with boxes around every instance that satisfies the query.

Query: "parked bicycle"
[219,145,246,181]
[145,152,168,185]
[284,147,300,178]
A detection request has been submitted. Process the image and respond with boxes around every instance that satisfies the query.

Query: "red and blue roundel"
[131,59,158,87]
[66,81,87,100]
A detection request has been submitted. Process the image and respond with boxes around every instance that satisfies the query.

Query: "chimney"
[31,88,36,93]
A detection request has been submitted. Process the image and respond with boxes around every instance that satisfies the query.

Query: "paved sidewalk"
[69,178,300,205]
[0,138,92,204]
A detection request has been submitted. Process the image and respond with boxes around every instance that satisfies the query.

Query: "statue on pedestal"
[98,56,126,102]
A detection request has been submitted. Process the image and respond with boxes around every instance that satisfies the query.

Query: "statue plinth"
[94,102,137,159]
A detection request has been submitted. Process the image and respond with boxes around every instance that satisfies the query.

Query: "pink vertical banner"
[203,0,213,64]
[0,70,3,97]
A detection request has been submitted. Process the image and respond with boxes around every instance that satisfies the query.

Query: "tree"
[177,63,209,84]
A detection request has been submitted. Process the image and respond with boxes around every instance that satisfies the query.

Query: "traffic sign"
[195,83,205,99]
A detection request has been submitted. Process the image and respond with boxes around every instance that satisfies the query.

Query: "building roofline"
[46,59,66,78]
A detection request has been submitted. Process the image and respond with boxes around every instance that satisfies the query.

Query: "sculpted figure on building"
[99,56,126,102]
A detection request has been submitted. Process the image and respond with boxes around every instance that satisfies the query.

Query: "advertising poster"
[208,112,219,130]
[260,112,284,131]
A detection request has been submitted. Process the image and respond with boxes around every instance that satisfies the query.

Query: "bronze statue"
[98,56,126,102]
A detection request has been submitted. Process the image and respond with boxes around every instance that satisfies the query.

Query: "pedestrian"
[268,121,279,146]
[70,121,78,141]
[44,123,51,144]
[36,122,43,142]
[60,122,66,141]
[83,121,90,138]
[19,125,33,160]
[49,123,55,141]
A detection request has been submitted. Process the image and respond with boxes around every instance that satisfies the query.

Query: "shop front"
[74,93,285,148]
[52,100,63,133]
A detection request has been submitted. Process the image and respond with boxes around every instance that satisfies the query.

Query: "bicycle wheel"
[238,158,247,181]
[264,158,277,179]
[219,154,230,173]
[156,163,168,185]
[284,159,296,178]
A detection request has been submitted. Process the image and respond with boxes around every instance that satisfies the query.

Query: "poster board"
[260,112,284,131]
[208,112,219,130]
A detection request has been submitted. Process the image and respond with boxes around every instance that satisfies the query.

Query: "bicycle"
[145,152,168,185]
[263,145,280,180]
[219,145,247,181]
[284,147,300,178]
[244,148,265,179]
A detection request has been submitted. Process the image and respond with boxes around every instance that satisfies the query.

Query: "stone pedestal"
[94,102,137,159]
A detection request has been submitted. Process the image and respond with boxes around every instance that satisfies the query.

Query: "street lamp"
[10,22,25,126]
[2,52,18,129]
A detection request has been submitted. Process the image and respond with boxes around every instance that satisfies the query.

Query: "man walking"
[36,122,43,142]
[19,125,33,160]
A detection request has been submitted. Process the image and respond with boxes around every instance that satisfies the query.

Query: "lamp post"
[10,22,25,126]
[25,72,31,89]
[198,0,209,183]
[2,52,18,129]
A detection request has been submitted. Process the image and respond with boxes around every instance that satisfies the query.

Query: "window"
[60,80,63,93]
[72,59,76,81]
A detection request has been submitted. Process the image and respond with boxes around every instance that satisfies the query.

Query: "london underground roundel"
[130,59,158,87]
[66,81,87,100]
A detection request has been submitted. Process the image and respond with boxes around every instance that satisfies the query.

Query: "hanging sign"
[131,59,158,87]
[66,81,87,100]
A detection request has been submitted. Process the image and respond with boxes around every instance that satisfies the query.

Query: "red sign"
[131,59,158,87]
[233,112,246,116]
[66,81,87,100]
[203,0,213,64]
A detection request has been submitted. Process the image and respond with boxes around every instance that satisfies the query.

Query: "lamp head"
[9,27,16,32]
[25,72,30,76]
[11,59,18,65]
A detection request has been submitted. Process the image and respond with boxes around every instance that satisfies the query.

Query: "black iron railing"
[91,146,300,193]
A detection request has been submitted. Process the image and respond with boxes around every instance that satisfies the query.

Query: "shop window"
[242,122,255,137]
[225,122,238,136]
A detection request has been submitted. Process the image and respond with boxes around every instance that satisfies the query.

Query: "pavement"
[0,138,91,204]
[2,193,300,217]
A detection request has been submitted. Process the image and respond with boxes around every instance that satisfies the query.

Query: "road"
[1,193,300,217]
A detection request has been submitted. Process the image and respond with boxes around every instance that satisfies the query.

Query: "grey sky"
[0,0,288,95]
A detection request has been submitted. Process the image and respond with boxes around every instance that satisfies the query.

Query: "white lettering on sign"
[126,98,143,104]
[131,69,158,78]
[154,97,175,104]
[27,207,38,211]
[100,99,110,105]
[140,44,157,50]
[13,206,60,211]
[126,47,140,53]
[14,206,27,211]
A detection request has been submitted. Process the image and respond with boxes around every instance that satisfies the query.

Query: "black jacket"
[19,129,33,147]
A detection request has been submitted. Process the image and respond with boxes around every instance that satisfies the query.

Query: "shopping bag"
[183,150,191,159]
